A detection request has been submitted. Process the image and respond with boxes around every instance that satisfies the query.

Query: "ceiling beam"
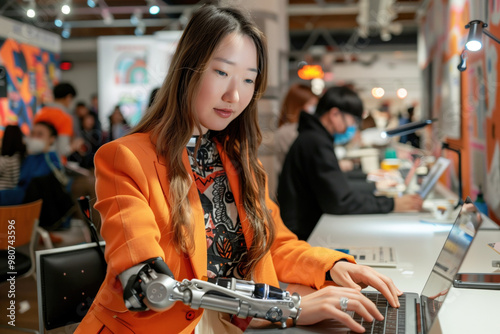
[2,4,197,17]
[287,1,421,16]
[41,18,177,29]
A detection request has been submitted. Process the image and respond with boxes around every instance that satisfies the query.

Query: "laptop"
[373,157,449,198]
[416,157,451,199]
[314,197,482,334]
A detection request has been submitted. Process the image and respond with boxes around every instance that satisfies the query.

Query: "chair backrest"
[36,241,106,333]
[0,199,43,250]
[0,200,42,280]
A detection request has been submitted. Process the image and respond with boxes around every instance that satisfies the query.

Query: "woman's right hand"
[292,285,384,333]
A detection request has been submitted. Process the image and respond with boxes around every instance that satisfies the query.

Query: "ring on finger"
[339,297,349,312]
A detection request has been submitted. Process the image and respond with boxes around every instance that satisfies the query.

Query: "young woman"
[76,5,401,334]
[275,84,318,172]
[107,105,130,142]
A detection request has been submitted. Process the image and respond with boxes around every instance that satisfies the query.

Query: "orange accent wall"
[421,0,500,224]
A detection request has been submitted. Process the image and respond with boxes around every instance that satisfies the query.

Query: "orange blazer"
[75,132,354,334]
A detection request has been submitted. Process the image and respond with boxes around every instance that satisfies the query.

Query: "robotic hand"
[119,257,301,328]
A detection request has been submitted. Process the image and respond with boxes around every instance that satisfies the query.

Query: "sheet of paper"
[488,242,500,255]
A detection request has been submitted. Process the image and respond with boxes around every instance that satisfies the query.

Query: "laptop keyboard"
[348,292,406,334]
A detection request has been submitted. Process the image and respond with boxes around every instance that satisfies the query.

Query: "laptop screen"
[417,157,451,199]
[420,197,483,332]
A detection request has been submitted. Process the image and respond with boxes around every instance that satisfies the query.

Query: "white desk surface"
[247,212,500,334]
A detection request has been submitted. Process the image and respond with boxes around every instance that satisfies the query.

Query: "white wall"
[60,61,98,107]
[290,50,421,118]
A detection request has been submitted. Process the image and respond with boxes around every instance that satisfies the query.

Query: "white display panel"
[97,31,182,129]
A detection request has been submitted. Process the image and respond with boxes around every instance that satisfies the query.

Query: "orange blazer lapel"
[153,150,207,279]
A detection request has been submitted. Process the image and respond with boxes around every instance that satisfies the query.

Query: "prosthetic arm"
[119,258,301,328]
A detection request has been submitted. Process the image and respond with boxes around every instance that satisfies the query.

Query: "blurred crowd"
[0,82,134,241]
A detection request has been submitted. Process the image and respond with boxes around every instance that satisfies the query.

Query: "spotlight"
[311,78,325,95]
[457,51,467,72]
[54,13,64,27]
[62,27,71,39]
[27,0,36,18]
[62,4,71,15]
[397,88,408,99]
[147,0,160,15]
[149,5,160,15]
[465,20,484,51]
[458,20,500,72]
[371,87,385,99]
[135,22,146,36]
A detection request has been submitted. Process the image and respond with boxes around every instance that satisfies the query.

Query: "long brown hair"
[277,84,315,127]
[131,4,274,279]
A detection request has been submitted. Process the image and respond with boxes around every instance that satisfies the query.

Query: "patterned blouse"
[186,134,248,279]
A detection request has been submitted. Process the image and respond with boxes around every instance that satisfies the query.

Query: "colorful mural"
[0,37,59,137]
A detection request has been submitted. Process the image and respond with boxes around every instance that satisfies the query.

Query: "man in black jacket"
[277,86,423,240]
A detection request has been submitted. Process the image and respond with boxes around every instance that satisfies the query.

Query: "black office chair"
[36,197,106,333]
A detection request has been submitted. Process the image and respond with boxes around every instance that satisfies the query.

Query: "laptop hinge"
[416,299,423,334]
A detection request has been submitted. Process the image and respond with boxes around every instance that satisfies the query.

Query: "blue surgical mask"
[334,125,357,145]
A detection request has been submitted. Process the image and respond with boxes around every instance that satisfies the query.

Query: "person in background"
[34,83,83,161]
[82,113,102,166]
[275,84,318,171]
[74,101,87,136]
[77,100,102,131]
[0,121,61,205]
[108,105,130,142]
[76,5,401,333]
[70,113,103,169]
[398,106,420,148]
[278,86,423,241]
[90,93,99,115]
[0,125,26,190]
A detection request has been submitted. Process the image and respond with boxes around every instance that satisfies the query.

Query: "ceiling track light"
[147,0,160,15]
[102,8,114,25]
[135,22,146,36]
[54,17,64,27]
[61,0,71,15]
[26,0,36,18]
[130,9,142,26]
[62,26,71,39]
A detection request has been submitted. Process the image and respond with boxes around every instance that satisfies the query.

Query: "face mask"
[26,138,46,154]
[334,125,357,145]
